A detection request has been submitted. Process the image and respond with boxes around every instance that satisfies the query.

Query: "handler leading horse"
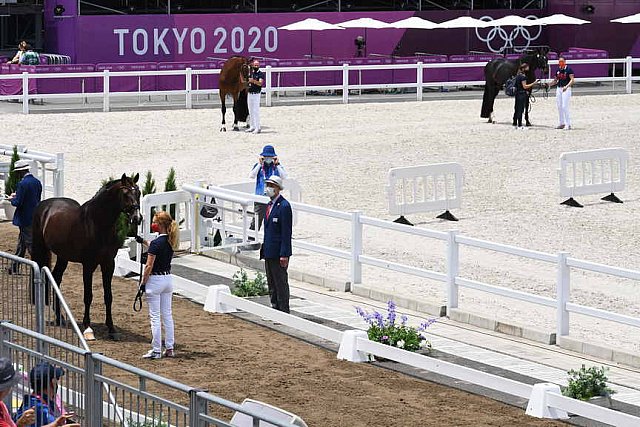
[31,174,142,340]
[481,47,549,124]
[219,56,250,132]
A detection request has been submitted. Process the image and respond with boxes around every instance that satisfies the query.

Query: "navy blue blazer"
[260,195,292,259]
[11,174,42,227]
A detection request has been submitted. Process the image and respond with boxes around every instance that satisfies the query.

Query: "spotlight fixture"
[582,4,595,14]
[53,5,65,16]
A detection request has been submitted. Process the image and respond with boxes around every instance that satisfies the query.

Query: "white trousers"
[146,275,175,353]
[248,92,261,130]
[556,86,572,127]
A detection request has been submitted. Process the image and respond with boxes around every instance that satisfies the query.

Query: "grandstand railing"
[170,184,640,342]
[0,57,637,113]
[0,322,294,427]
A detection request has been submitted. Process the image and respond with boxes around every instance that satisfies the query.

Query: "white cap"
[265,175,284,190]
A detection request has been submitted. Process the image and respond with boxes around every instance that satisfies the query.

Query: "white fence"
[2,57,640,113]
[0,144,64,198]
[559,148,628,207]
[156,183,640,343]
[387,163,463,223]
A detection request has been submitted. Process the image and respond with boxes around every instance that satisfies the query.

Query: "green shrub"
[232,269,268,297]
[562,365,614,400]
[4,145,20,195]
[164,167,177,219]
[142,170,156,196]
[356,301,435,353]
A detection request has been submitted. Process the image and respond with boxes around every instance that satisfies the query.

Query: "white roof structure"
[485,15,542,27]
[390,16,439,30]
[335,17,391,29]
[278,18,345,31]
[611,13,640,24]
[438,16,490,29]
[536,14,590,25]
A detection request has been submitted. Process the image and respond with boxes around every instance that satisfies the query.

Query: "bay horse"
[31,174,142,339]
[481,47,549,125]
[219,56,250,132]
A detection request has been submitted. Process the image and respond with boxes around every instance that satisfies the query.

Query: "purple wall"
[43,5,640,63]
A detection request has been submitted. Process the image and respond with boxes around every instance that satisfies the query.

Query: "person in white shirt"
[7,41,27,64]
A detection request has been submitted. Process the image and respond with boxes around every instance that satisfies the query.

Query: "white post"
[416,62,423,102]
[342,63,349,104]
[350,210,363,287]
[185,67,193,109]
[625,56,633,94]
[54,153,64,197]
[102,70,110,112]
[265,65,272,107]
[22,73,29,114]
[446,230,459,312]
[556,251,570,337]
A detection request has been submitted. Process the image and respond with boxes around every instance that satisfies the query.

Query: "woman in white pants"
[139,211,179,359]
[549,57,575,130]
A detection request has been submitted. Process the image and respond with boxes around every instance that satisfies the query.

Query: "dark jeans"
[513,94,528,127]
[11,225,33,272]
[265,258,290,313]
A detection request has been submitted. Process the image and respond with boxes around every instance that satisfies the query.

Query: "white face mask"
[264,187,276,198]
[263,158,274,165]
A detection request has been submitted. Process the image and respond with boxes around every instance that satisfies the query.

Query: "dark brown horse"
[481,47,549,124]
[219,56,250,132]
[31,174,142,339]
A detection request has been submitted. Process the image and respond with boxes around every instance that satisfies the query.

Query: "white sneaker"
[564,125,572,130]
[245,128,255,133]
[142,349,161,359]
[252,128,261,134]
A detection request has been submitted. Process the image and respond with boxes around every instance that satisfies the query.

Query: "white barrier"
[0,144,64,198]
[387,163,464,224]
[558,148,628,208]
[1,57,637,113]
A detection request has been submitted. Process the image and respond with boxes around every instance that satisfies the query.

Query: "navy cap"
[0,358,18,391]
[260,145,277,158]
[29,362,64,386]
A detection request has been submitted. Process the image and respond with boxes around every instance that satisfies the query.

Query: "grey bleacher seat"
[230,399,308,427]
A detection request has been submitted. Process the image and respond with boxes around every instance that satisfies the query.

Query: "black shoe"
[525,121,532,127]
[512,120,517,127]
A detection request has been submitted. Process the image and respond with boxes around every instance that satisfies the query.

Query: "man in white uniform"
[246,58,264,134]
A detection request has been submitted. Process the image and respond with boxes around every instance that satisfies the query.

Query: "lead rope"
[133,217,145,312]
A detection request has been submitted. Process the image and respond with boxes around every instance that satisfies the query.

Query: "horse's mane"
[88,178,122,203]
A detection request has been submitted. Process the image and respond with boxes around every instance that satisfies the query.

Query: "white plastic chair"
[230,398,308,427]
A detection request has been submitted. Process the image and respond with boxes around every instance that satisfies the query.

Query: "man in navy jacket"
[8,160,42,273]
[259,175,292,313]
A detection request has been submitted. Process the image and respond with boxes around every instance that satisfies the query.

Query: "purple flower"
[400,315,408,326]
[381,335,389,342]
[372,311,385,328]
[387,300,396,325]
[418,318,437,331]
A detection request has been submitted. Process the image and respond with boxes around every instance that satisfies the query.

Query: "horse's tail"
[30,204,50,269]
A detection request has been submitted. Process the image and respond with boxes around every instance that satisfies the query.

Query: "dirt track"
[0,222,564,426]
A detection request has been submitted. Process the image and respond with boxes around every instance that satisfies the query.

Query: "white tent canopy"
[390,16,439,30]
[335,17,391,29]
[611,13,640,24]
[485,15,542,27]
[438,16,490,29]
[278,18,345,31]
[536,14,590,25]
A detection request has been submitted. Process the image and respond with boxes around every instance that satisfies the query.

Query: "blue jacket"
[11,174,42,227]
[15,394,57,426]
[260,195,292,259]
[253,163,283,196]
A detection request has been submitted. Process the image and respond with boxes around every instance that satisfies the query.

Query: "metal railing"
[0,321,294,426]
[1,57,638,113]
[172,184,640,341]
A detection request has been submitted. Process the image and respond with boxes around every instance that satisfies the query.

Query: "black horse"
[31,174,142,339]
[481,47,549,124]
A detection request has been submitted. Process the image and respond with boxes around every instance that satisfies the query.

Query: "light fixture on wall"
[53,4,65,16]
[582,4,595,14]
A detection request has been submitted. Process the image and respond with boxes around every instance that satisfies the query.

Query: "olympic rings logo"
[475,15,542,54]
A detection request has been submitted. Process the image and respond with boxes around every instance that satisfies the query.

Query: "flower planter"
[374,348,432,363]
[589,395,613,409]
[1,200,15,222]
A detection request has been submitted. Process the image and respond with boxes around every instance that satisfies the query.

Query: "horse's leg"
[100,258,119,339]
[51,258,68,325]
[82,263,97,331]
[231,91,240,131]
[481,82,496,123]
[220,91,227,132]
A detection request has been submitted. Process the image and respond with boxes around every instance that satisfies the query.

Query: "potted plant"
[231,268,269,297]
[356,301,435,360]
[2,145,20,221]
[562,365,615,408]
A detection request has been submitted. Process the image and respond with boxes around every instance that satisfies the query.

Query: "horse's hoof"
[83,327,96,341]
[220,127,226,132]
[526,122,532,127]
[232,127,240,132]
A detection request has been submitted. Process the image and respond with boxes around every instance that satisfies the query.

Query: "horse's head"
[528,47,549,73]
[240,57,251,85]
[118,173,142,226]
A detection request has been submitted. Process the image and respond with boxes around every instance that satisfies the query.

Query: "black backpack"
[504,76,517,97]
